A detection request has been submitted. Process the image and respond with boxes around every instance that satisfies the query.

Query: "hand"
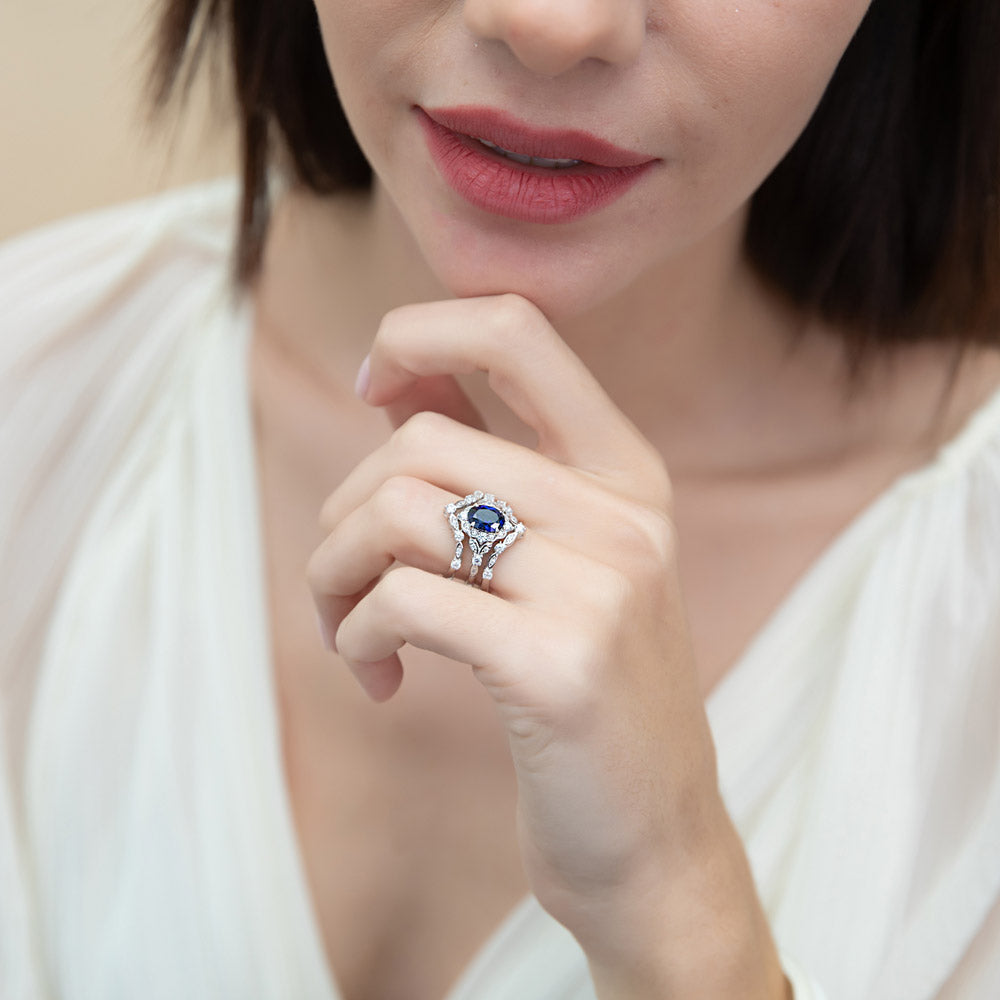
[309,294,787,998]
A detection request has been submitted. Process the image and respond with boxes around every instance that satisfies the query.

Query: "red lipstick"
[417,106,657,225]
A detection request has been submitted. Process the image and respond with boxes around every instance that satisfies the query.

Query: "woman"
[2,1,999,998]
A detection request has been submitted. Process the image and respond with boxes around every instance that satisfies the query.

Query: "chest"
[274,641,529,1000]
[672,468,888,695]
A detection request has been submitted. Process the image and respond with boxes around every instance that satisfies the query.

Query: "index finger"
[360,294,665,481]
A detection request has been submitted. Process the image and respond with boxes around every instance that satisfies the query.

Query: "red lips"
[417,105,657,224]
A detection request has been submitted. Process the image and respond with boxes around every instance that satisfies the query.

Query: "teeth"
[475,137,581,169]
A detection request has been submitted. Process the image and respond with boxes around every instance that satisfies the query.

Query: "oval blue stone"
[468,504,504,534]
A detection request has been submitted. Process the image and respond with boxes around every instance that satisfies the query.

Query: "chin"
[439,265,615,326]
[374,172,656,324]
[413,222,638,326]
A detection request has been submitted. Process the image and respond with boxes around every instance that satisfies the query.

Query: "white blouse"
[1,179,999,1000]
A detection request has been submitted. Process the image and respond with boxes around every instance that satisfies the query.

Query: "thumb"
[379,372,489,432]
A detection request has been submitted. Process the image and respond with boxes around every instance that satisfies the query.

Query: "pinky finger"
[347,654,405,703]
[334,564,522,684]
[313,580,404,701]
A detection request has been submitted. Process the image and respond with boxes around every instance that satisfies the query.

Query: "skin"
[310,0,872,324]
[243,0,998,997]
[310,297,785,998]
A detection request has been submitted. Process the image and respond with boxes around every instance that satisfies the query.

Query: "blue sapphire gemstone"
[468,504,505,534]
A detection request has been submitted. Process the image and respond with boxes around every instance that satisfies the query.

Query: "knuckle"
[571,555,619,600]
[307,534,357,600]
[392,409,450,456]
[372,564,422,616]
[371,477,435,559]
[367,566,429,637]
[633,448,674,510]
[541,626,608,720]
[374,474,425,516]
[376,303,421,347]
[591,563,637,621]
[559,562,635,655]
[488,293,545,346]
[305,546,332,595]
[333,611,361,660]
[615,502,678,574]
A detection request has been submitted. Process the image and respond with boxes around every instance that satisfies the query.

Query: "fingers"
[360,294,665,485]
[334,566,521,664]
[310,293,677,704]
[318,410,569,533]
[330,551,639,710]
[350,655,405,703]
[380,372,489,432]
[309,475,583,626]
[310,476,533,597]
[332,566,539,704]
[318,410,651,541]
[309,471,669,704]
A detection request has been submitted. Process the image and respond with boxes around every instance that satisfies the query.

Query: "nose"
[463,0,647,77]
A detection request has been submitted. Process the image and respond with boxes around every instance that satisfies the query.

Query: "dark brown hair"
[145,0,1000,362]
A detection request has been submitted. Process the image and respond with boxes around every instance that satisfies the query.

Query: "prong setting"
[444,491,525,591]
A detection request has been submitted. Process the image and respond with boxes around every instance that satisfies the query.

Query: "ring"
[444,491,526,592]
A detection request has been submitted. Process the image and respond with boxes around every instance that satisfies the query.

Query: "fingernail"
[354,354,371,400]
[317,612,335,652]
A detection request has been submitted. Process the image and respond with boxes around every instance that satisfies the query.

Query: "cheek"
[669,1,872,178]
[306,0,873,320]
[312,0,413,51]
[311,0,463,192]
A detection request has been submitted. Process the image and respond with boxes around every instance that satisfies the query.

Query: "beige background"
[0,0,238,242]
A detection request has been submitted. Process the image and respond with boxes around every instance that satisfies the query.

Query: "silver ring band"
[444,491,525,592]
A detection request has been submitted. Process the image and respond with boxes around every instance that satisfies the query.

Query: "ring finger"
[308,474,575,605]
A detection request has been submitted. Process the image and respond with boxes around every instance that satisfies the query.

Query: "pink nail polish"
[354,354,371,399]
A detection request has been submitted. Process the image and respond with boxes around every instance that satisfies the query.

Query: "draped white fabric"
[2,179,998,999]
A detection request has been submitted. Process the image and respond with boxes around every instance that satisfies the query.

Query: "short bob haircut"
[146,1,1000,367]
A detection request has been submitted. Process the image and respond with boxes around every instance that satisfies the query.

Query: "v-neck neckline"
[224,254,1000,1000]
[708,370,1000,706]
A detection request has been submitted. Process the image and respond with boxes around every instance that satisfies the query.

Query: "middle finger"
[319,409,588,534]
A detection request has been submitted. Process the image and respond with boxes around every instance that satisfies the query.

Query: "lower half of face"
[312,0,872,323]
